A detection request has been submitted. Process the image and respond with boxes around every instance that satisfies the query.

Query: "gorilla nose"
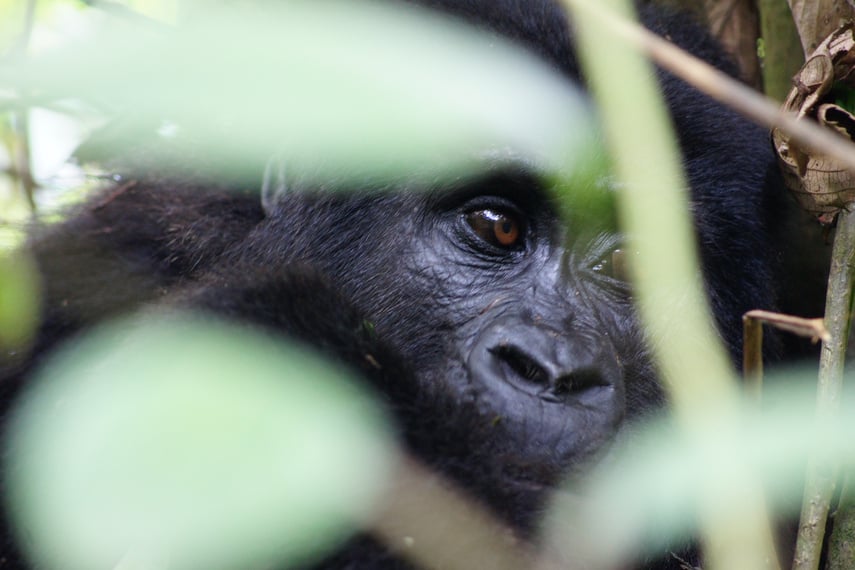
[466,317,625,461]
[489,342,608,401]
[467,315,625,407]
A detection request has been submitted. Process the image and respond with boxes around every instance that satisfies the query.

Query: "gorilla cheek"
[464,315,626,462]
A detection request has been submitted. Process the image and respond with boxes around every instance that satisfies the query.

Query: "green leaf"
[3,0,593,183]
[546,371,855,568]
[6,313,394,570]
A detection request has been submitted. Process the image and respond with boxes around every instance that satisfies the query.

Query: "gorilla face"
[248,167,653,504]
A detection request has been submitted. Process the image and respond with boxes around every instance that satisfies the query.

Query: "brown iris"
[465,209,522,249]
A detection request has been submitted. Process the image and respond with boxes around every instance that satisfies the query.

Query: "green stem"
[793,206,855,570]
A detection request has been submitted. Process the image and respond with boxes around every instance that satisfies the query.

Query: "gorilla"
[0,0,788,568]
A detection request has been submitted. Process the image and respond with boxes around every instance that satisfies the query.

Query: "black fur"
[0,1,788,568]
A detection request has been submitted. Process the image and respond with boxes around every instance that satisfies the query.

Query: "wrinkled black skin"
[0,1,789,569]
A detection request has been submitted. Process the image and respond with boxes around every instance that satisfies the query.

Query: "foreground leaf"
[6,314,394,570]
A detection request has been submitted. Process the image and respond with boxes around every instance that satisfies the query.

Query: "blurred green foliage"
[7,314,395,570]
[547,372,855,568]
[2,0,593,184]
[1,1,850,570]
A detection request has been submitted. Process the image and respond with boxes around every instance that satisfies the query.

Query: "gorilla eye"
[465,209,523,249]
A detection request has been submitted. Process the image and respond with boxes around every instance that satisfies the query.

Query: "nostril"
[485,340,614,402]
[490,344,549,386]
[554,367,606,396]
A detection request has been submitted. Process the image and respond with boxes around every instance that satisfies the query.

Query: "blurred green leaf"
[6,314,394,570]
[3,0,593,183]
[546,370,855,568]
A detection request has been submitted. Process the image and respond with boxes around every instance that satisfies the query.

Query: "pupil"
[501,220,513,235]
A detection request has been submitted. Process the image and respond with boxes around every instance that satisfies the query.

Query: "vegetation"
[4,1,855,569]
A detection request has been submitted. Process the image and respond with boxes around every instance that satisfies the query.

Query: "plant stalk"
[793,206,855,570]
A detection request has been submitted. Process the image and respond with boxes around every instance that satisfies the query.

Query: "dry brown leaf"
[772,23,855,224]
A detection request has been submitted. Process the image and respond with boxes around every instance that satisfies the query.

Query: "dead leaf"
[772,23,855,223]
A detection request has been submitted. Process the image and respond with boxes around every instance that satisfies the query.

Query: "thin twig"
[743,314,765,396]
[744,310,830,342]
[742,310,829,398]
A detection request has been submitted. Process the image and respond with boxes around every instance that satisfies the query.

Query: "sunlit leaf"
[5,314,394,570]
[3,0,593,183]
